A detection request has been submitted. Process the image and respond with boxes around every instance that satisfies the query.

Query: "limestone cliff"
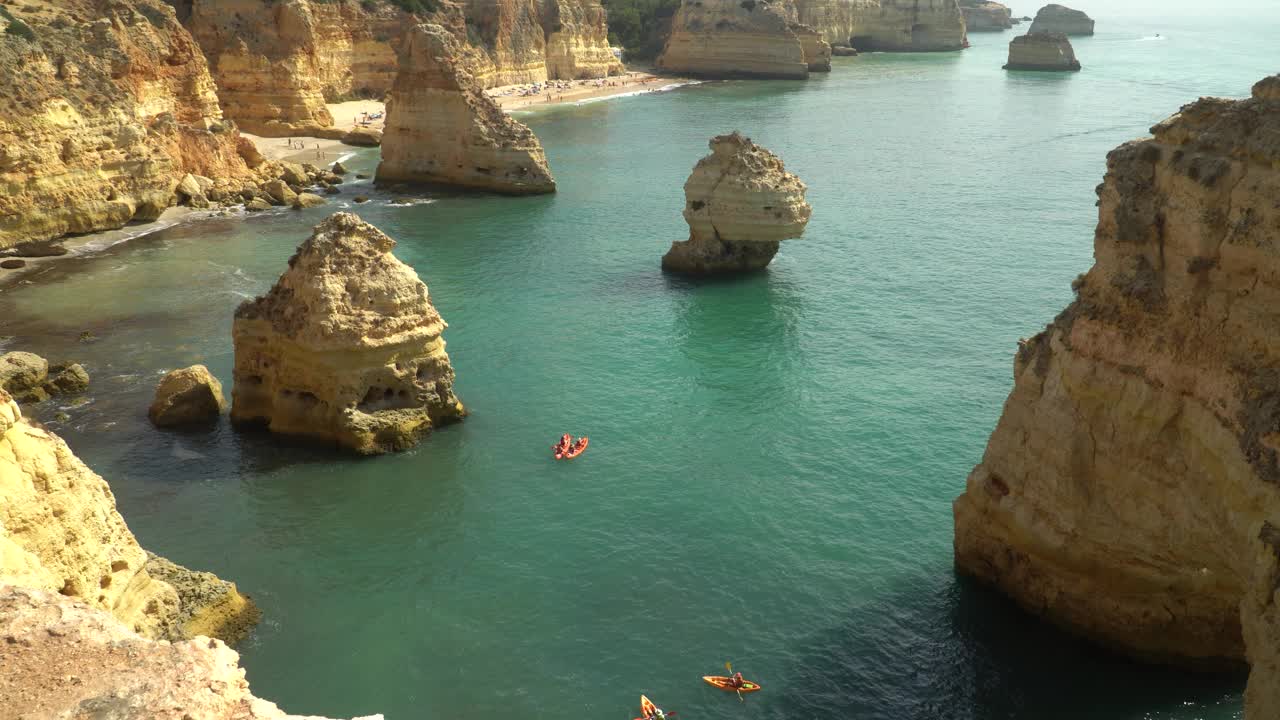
[376,23,555,194]
[1027,3,1094,35]
[0,388,258,644]
[657,0,828,80]
[0,0,253,250]
[231,213,465,454]
[960,1,1012,31]
[953,76,1280,670]
[662,132,811,273]
[792,0,967,51]
[0,586,381,720]
[1003,31,1079,71]
[177,0,620,136]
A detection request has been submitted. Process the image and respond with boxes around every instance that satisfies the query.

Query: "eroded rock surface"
[1003,31,1080,71]
[960,1,1012,31]
[662,132,811,273]
[0,586,380,720]
[0,351,89,405]
[376,23,555,194]
[231,213,465,454]
[953,76,1280,670]
[0,388,256,642]
[0,0,253,250]
[149,364,227,427]
[1027,3,1094,35]
[657,0,830,79]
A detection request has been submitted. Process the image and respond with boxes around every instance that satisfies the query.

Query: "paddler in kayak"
[728,672,745,689]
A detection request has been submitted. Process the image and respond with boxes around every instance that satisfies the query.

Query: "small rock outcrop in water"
[1003,32,1081,71]
[376,24,555,195]
[148,365,227,428]
[662,132,811,274]
[0,351,89,404]
[1027,3,1095,35]
[657,0,831,79]
[952,73,1280,695]
[0,388,258,643]
[0,587,380,720]
[960,1,1013,31]
[231,213,465,454]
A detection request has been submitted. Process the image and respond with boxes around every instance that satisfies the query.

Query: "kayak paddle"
[726,661,743,702]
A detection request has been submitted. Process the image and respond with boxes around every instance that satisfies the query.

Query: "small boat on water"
[552,434,588,460]
[703,675,762,693]
[635,695,674,719]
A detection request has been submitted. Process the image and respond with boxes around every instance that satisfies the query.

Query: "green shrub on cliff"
[602,0,679,61]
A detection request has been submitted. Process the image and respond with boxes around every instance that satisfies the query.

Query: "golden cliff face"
[953,76,1280,671]
[0,0,251,250]
[662,132,811,273]
[791,0,966,50]
[377,24,555,194]
[0,388,258,644]
[657,0,828,80]
[231,213,466,454]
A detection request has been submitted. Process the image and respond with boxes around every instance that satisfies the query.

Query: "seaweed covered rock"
[662,132,811,273]
[231,213,465,454]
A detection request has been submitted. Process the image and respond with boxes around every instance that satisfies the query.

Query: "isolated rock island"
[1027,3,1095,35]
[1004,32,1081,71]
[662,132,811,274]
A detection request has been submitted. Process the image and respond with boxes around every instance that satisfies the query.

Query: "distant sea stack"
[376,24,555,194]
[662,132,811,274]
[953,74,1280,679]
[231,213,465,454]
[960,1,1013,31]
[1027,3,1095,35]
[657,0,830,79]
[1003,32,1081,71]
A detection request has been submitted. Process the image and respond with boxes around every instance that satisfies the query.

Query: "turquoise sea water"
[2,6,1278,718]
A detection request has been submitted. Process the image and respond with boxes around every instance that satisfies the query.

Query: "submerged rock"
[0,259,25,270]
[376,24,555,195]
[148,365,226,428]
[1028,3,1094,35]
[662,132,811,274]
[952,74,1280,683]
[231,213,465,454]
[1004,32,1081,71]
[0,587,377,720]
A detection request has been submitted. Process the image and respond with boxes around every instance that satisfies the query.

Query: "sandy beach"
[486,71,693,109]
[242,100,387,164]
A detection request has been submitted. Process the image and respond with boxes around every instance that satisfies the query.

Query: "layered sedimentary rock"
[1027,3,1094,35]
[1003,31,1080,71]
[960,1,1012,31]
[376,24,555,194]
[953,76,1280,671]
[0,0,253,250]
[0,388,257,643]
[541,0,626,79]
[231,213,465,454]
[792,0,966,51]
[0,587,381,720]
[662,132,811,273]
[656,0,827,79]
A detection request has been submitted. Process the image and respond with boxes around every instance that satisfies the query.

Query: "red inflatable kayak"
[561,436,588,459]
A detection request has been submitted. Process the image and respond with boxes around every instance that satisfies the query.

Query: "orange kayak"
[561,436,588,459]
[703,675,762,693]
[635,694,658,719]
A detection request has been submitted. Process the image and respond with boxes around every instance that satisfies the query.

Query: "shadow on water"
[770,572,1244,720]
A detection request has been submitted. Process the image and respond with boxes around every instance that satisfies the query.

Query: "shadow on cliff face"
[769,572,1244,720]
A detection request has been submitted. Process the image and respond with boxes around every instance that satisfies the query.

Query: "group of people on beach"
[283,138,329,161]
[487,73,666,107]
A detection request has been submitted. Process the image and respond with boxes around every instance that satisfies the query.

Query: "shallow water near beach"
[2,5,1277,718]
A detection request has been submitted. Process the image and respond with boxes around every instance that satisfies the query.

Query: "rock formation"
[656,0,830,79]
[231,213,465,454]
[953,75,1280,675]
[662,132,811,273]
[0,0,256,250]
[960,1,1013,31]
[0,351,89,404]
[1003,31,1080,71]
[792,0,967,52]
[1246,522,1280,718]
[1027,3,1094,35]
[176,0,621,136]
[0,586,381,720]
[149,365,227,427]
[0,388,258,643]
[376,23,555,194]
